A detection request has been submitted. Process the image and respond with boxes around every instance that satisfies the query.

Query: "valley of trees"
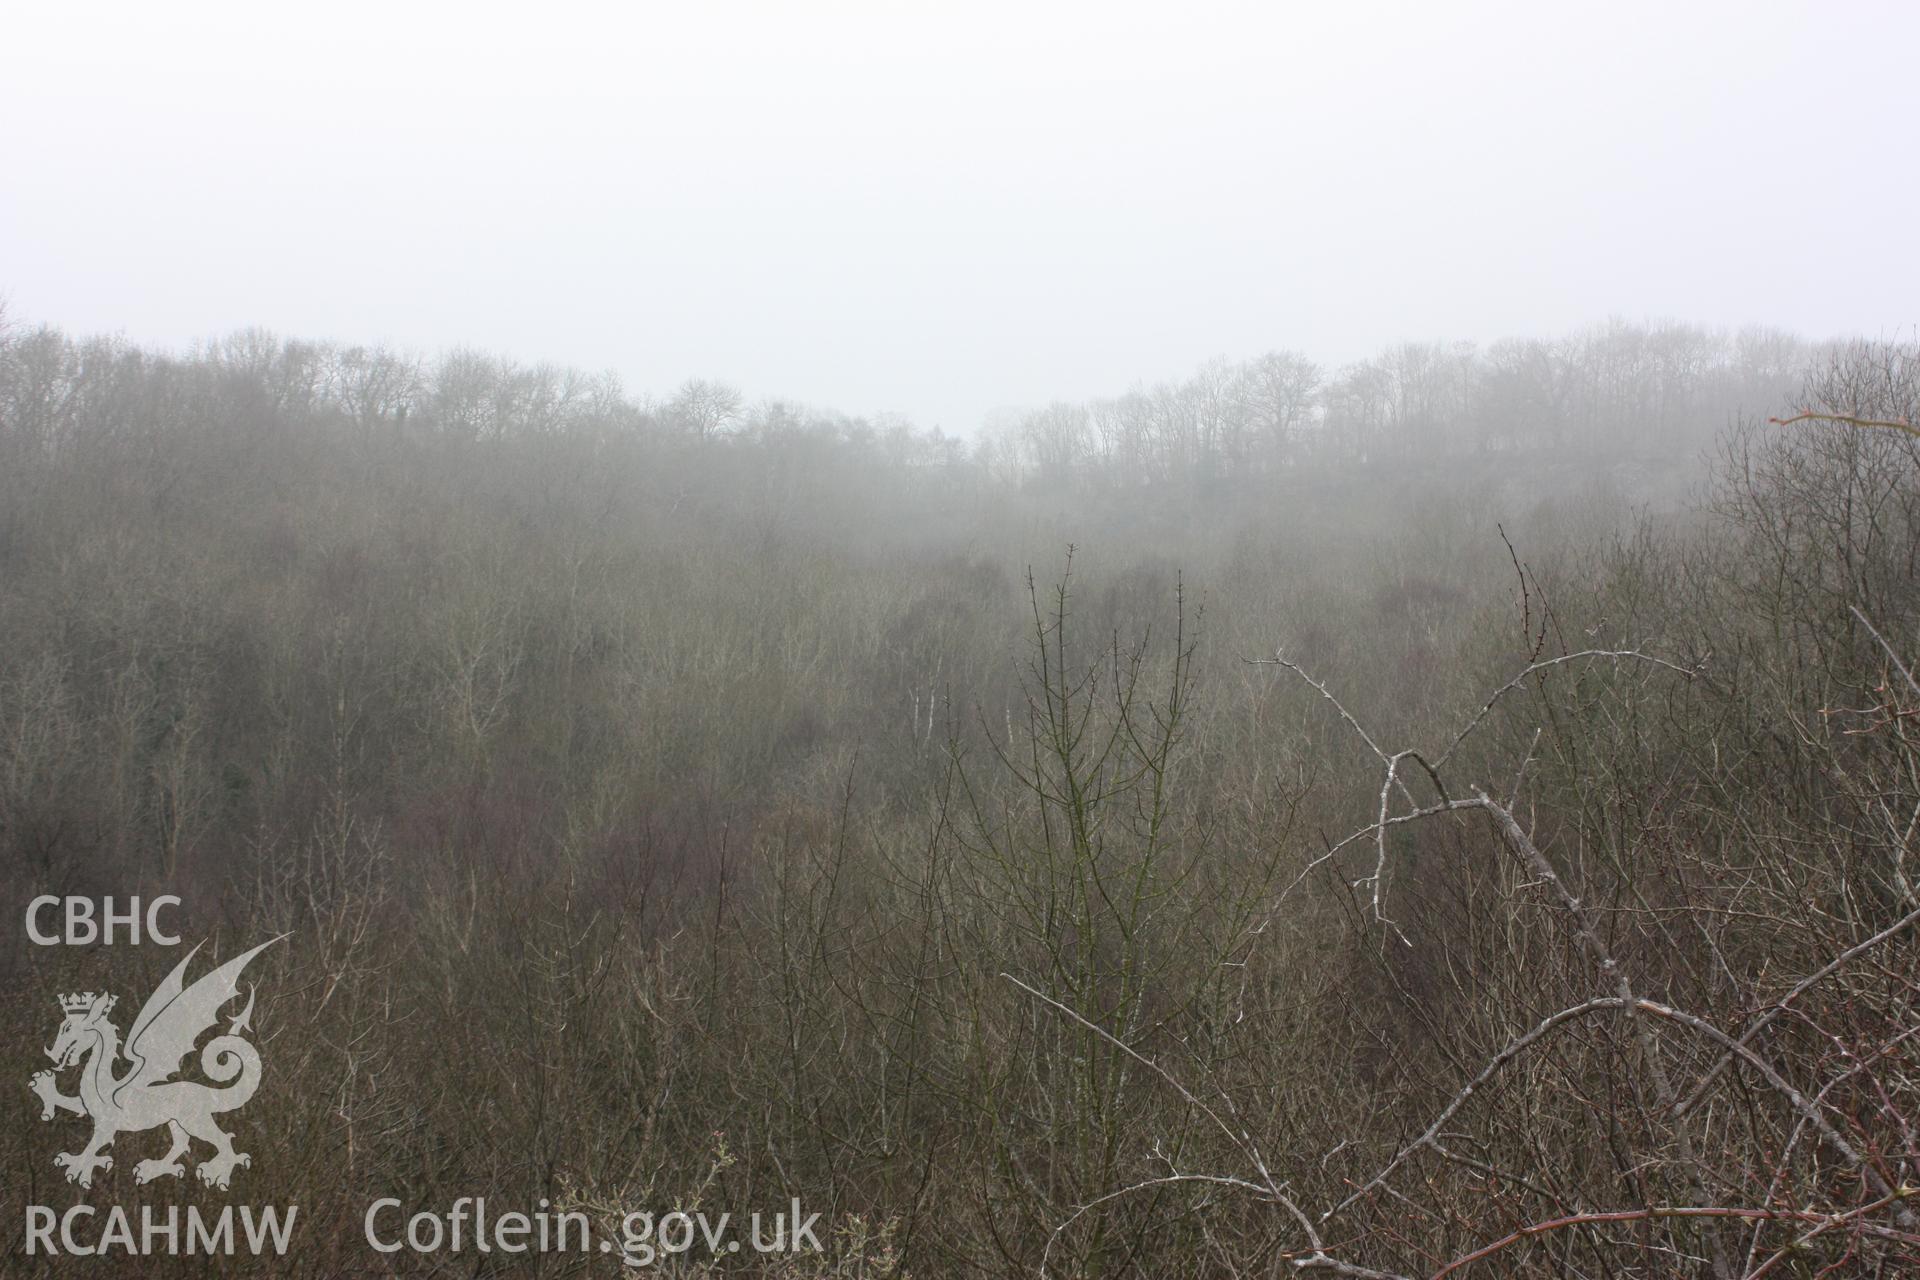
[2,310,1917,1277]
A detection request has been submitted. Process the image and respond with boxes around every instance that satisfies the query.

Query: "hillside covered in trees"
[3,312,1918,1277]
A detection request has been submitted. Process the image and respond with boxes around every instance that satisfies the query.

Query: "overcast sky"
[3,1,1915,432]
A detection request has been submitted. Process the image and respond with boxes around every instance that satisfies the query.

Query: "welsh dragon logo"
[28,937,282,1190]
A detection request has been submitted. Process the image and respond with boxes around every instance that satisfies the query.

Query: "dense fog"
[5,3,1920,1276]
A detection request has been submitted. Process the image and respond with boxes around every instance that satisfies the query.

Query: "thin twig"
[1771,410,1920,439]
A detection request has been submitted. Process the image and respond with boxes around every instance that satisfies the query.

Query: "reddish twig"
[1429,1199,1920,1278]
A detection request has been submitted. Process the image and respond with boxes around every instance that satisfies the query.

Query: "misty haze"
[3,3,1919,1278]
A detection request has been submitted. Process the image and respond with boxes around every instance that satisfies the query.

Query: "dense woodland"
[2,310,1917,1277]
